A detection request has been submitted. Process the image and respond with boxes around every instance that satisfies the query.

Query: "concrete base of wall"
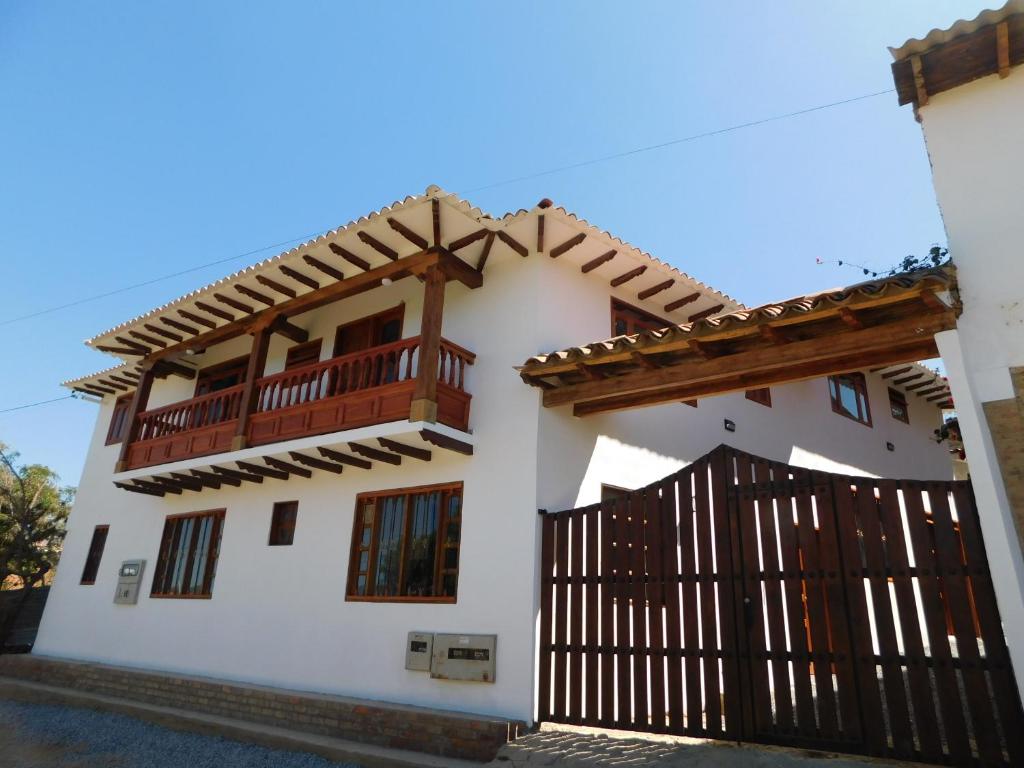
[0,655,523,763]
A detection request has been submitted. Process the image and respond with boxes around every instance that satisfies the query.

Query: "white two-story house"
[34,187,953,729]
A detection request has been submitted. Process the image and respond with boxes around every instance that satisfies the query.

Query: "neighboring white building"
[35,188,952,725]
[889,0,1024,697]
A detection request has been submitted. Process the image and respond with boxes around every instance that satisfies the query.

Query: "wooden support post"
[114,362,156,473]
[410,264,445,423]
[231,320,273,451]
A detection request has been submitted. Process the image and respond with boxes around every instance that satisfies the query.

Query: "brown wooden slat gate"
[537,444,1024,766]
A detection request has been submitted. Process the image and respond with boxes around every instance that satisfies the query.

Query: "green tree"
[0,443,72,646]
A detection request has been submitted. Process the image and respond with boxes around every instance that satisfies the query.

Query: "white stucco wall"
[915,71,1024,695]
[37,235,952,725]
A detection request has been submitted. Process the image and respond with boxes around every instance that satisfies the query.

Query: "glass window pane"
[403,492,440,596]
[373,496,406,596]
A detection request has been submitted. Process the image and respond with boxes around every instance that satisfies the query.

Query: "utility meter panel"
[113,560,145,605]
[430,633,496,683]
[405,631,433,672]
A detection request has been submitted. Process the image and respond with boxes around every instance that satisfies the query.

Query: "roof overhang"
[519,267,958,416]
[890,1,1024,107]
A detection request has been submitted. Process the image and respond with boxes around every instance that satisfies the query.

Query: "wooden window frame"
[105,394,134,445]
[889,387,910,424]
[829,372,872,427]
[745,388,772,407]
[346,481,462,604]
[80,525,110,585]
[610,298,671,337]
[150,509,225,599]
[268,501,298,546]
[284,339,323,371]
[194,355,250,397]
[333,304,405,358]
[600,484,631,503]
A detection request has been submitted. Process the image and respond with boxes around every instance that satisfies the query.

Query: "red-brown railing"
[254,335,473,412]
[135,384,245,441]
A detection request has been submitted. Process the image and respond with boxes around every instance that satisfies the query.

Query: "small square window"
[829,373,872,427]
[889,388,910,424]
[269,501,298,546]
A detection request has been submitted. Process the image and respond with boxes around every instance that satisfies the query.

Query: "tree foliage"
[0,443,72,591]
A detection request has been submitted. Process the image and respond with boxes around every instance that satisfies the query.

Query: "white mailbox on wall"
[430,633,496,683]
[113,560,145,605]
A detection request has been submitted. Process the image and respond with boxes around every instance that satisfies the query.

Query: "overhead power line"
[0,394,76,415]
[0,87,895,329]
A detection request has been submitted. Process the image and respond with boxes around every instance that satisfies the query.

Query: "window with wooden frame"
[347,482,462,603]
[333,305,404,358]
[611,299,671,337]
[80,525,109,585]
[829,373,872,427]
[745,388,772,407]
[284,339,322,370]
[600,484,630,503]
[105,394,134,445]
[889,387,910,424]
[194,356,249,397]
[268,501,298,546]
[151,510,224,599]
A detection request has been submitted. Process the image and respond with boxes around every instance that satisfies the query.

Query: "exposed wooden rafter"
[357,231,398,261]
[638,279,674,300]
[160,316,200,336]
[420,429,473,455]
[548,233,586,259]
[255,274,297,299]
[214,292,254,315]
[610,265,646,287]
[349,442,401,465]
[377,438,431,462]
[278,266,318,290]
[328,242,370,272]
[145,323,183,343]
[303,254,345,282]
[264,456,312,478]
[664,293,700,312]
[288,451,344,474]
[432,198,441,246]
[387,217,428,250]
[537,214,544,253]
[497,231,528,258]
[447,228,490,252]
[317,446,371,470]
[235,284,275,307]
[179,309,216,330]
[687,304,724,323]
[210,465,264,484]
[195,301,235,322]
[236,460,287,481]
[477,232,495,271]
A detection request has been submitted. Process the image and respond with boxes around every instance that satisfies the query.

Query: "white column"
[936,329,1024,694]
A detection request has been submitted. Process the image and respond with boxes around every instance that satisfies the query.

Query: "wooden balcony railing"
[122,336,474,470]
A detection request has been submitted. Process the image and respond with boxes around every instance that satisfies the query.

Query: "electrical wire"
[0,395,76,415]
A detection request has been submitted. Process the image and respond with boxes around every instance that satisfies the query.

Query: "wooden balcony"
[122,336,474,471]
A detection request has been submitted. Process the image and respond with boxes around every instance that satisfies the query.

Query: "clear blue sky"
[0,1,989,485]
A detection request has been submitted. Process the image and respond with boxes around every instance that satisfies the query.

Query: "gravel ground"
[0,700,364,768]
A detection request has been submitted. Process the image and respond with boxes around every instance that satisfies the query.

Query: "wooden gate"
[537,445,1024,766]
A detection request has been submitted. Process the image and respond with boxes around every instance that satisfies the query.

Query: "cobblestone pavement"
[489,725,910,767]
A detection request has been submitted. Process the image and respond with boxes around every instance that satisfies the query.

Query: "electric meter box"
[405,631,433,671]
[430,633,496,683]
[113,560,146,605]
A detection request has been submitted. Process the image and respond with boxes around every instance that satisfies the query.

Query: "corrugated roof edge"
[889,0,1024,60]
[521,267,954,367]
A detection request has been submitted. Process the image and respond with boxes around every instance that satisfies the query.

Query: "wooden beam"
[114,336,151,354]
[998,21,1010,79]
[95,345,145,356]
[919,291,949,314]
[269,315,308,343]
[432,198,441,246]
[838,308,863,330]
[210,465,264,484]
[477,231,495,271]
[256,274,297,299]
[387,217,428,250]
[264,456,312,478]
[329,242,370,271]
[160,316,199,335]
[410,264,444,423]
[893,372,925,385]
[377,437,431,462]
[664,292,700,312]
[85,383,118,395]
[573,337,942,416]
[232,323,272,450]
[349,442,402,465]
[107,375,138,387]
[131,478,179,495]
[114,481,164,497]
[611,265,646,287]
[448,228,489,252]
[214,292,254,315]
[115,362,156,472]
[631,351,660,370]
[905,379,934,391]
[917,386,947,398]
[881,366,913,379]
[194,301,235,322]
[152,475,200,493]
[759,324,787,345]
[236,460,288,481]
[581,250,616,274]
[543,312,951,409]
[152,360,197,380]
[911,54,928,107]
[549,232,586,259]
[128,330,166,349]
[317,446,371,469]
[175,310,215,330]
[75,386,113,398]
[435,250,482,290]
[288,451,344,474]
[144,323,183,343]
[171,471,217,490]
[687,304,724,323]
[357,231,398,261]
[302,254,345,282]
[497,231,528,258]
[926,391,950,402]
[638,279,674,300]
[420,429,473,455]
[537,214,544,253]
[574,363,603,381]
[191,468,239,487]
[95,378,127,392]
[235,284,275,307]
